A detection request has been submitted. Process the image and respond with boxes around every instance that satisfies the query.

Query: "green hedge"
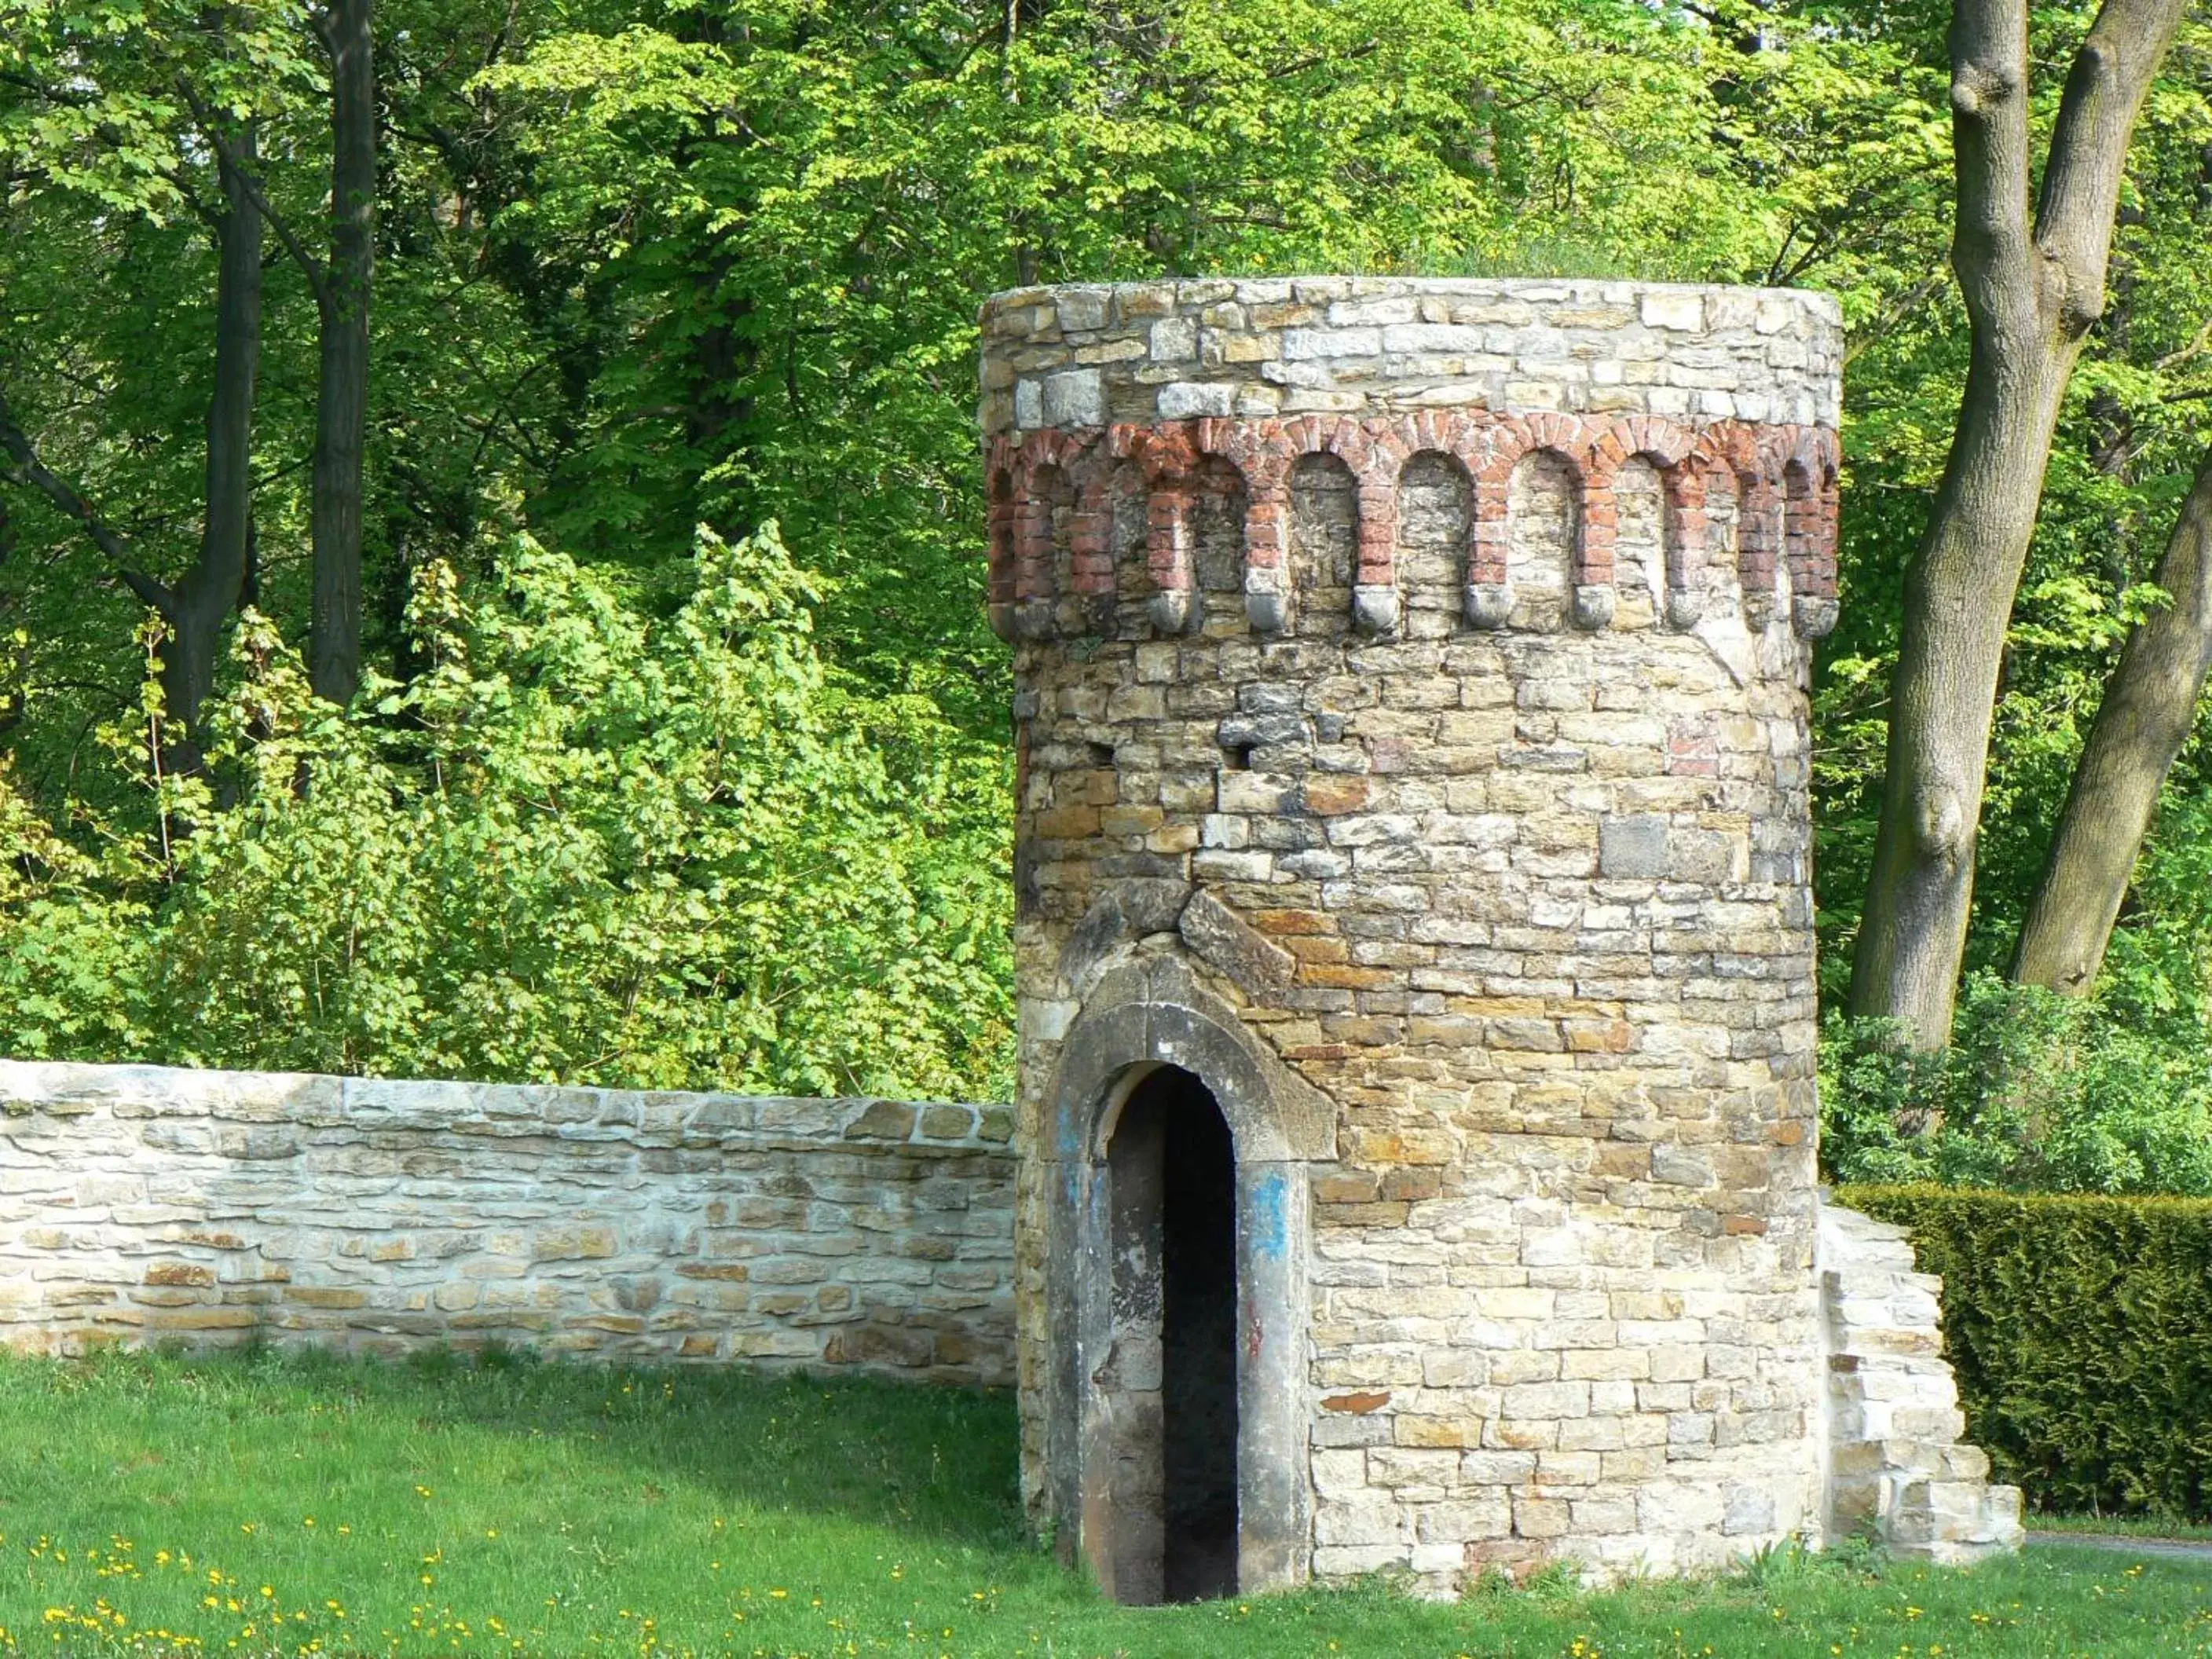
[1842,1185,2212,1520]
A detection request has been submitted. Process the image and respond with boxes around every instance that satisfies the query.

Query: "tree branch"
[117,566,181,615]
[0,68,222,233]
[0,382,174,615]
[175,77,335,315]
[2155,316,2212,372]
[1946,0,2034,316]
[2034,0,2190,334]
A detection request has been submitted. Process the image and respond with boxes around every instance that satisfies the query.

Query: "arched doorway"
[1047,961,1329,1601]
[1100,1065,1239,1602]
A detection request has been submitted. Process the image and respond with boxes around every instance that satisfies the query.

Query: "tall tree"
[2014,447,2212,992]
[309,0,375,706]
[218,0,377,705]
[165,120,265,747]
[1847,0,2188,1046]
[0,3,276,743]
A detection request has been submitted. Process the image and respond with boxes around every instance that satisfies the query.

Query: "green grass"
[1,1350,2210,1657]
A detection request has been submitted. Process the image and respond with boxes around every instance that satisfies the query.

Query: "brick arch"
[1472,414,1595,588]
[1775,425,1841,638]
[1388,440,1478,622]
[1276,416,1396,632]
[986,456,1019,641]
[1581,416,1701,617]
[1184,449,1254,613]
[1690,423,1779,618]
[1068,453,1127,619]
[1371,413,1485,606]
[1283,416,1380,606]
[1196,420,1294,631]
[1006,429,1101,639]
[1106,421,1259,635]
[1475,418,1599,627]
[998,412,1840,642]
[1022,460,1083,640]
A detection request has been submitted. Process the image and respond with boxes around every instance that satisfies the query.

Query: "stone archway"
[1041,957,1332,1601]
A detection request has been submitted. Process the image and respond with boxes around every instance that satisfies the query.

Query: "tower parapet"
[983,278,1842,649]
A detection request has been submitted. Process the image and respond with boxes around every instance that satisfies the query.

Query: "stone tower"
[980,277,2016,1598]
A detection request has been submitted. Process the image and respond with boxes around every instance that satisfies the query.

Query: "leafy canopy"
[0,525,1012,1099]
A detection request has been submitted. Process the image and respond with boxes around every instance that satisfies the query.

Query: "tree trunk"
[1847,0,2186,1046]
[309,0,374,706]
[164,123,264,750]
[1848,334,2077,1041]
[2012,450,2212,992]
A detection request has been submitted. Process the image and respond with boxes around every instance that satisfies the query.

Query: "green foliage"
[1844,1184,2212,1522]
[1,0,1956,1094]
[0,525,1013,1100]
[1820,973,2212,1196]
[5,0,2212,1115]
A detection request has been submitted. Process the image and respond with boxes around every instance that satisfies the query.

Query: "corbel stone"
[1464,582,1513,630]
[1793,594,1840,639]
[1571,584,1617,631]
[1351,584,1398,637]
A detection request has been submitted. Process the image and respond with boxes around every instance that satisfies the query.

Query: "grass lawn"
[0,1350,2207,1657]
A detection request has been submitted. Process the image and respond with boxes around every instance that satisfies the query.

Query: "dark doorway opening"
[1105,1066,1238,1603]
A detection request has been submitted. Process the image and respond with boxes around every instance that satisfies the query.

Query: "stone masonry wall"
[0,1061,1015,1385]
[992,278,1847,1589]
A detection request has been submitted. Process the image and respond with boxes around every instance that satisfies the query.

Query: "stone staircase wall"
[1818,1201,2022,1562]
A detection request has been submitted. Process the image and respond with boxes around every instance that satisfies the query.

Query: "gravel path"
[2029,1532,2212,1562]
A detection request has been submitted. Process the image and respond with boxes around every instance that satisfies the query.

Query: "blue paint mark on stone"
[1248,1167,1290,1262]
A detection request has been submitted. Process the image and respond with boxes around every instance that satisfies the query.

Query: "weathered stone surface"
[1599,815,1668,879]
[984,276,1998,1598]
[1818,1203,2020,1564]
[0,1060,1013,1386]
[984,277,1841,435]
[1178,890,1295,994]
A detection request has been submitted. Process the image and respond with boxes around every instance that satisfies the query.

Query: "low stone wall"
[1818,1203,2021,1562]
[0,1061,1016,1385]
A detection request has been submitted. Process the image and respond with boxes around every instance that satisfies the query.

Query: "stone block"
[1599,815,1668,879]
[1179,891,1296,994]
[1157,381,1235,419]
[1512,1495,1571,1539]
[844,1101,918,1141]
[1041,369,1105,427]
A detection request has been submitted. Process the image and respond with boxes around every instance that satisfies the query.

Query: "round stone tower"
[983,276,1845,1595]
